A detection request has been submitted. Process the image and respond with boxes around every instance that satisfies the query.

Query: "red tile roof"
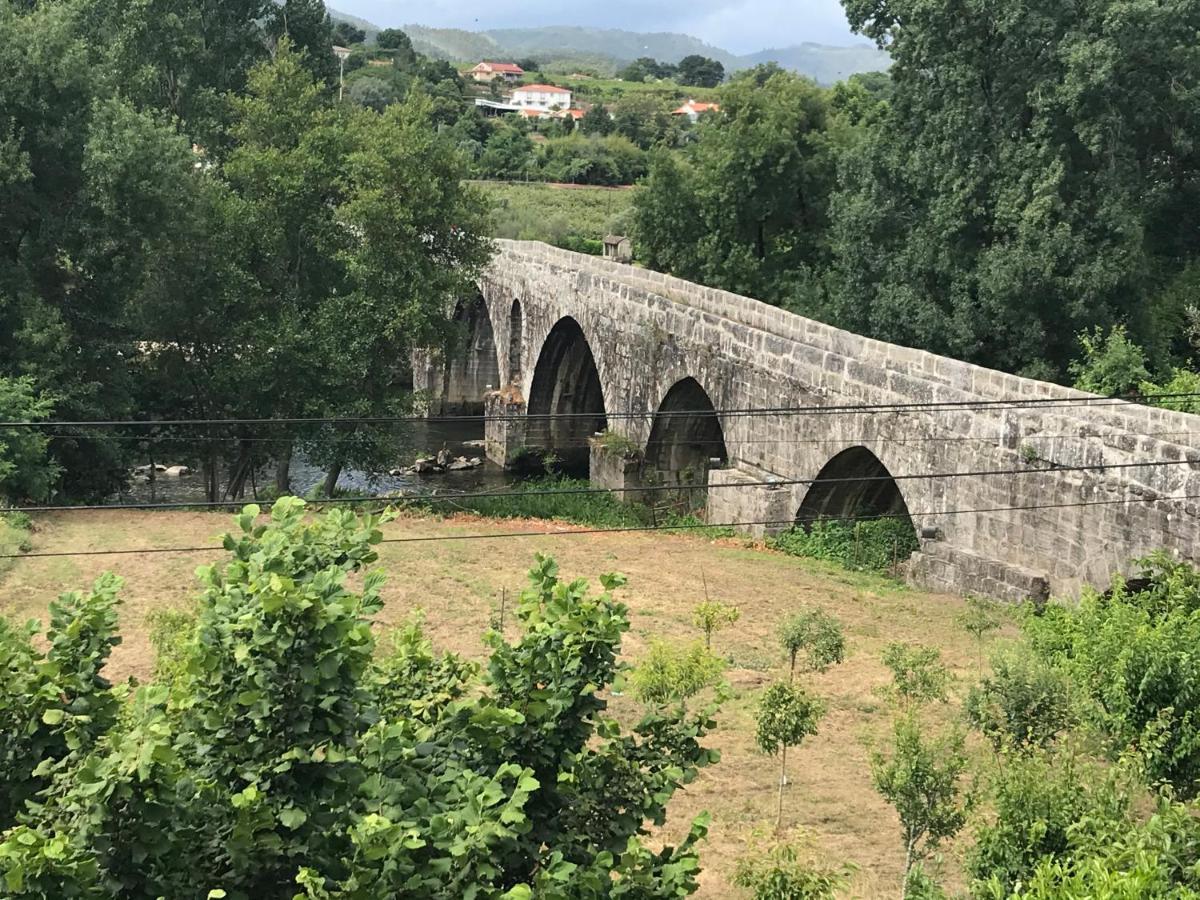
[515,84,571,94]
[672,100,721,115]
[477,62,525,74]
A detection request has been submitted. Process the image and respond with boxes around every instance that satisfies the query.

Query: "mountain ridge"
[325,10,889,83]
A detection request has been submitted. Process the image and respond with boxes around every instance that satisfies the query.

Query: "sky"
[330,0,863,55]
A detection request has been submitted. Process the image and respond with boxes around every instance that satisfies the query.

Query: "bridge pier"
[589,439,643,502]
[707,466,795,539]
[484,391,526,468]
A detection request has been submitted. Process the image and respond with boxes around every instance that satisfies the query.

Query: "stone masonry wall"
[472,239,1200,601]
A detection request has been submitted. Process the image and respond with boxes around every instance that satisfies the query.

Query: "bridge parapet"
[429,240,1200,600]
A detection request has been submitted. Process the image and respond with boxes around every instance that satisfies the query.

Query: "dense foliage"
[0,501,722,897]
[0,1,493,502]
[768,517,920,575]
[632,0,1200,384]
[1024,554,1200,796]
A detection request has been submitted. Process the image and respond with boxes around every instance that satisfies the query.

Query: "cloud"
[335,0,860,53]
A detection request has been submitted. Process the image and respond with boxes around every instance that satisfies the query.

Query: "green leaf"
[41,708,64,725]
[278,807,307,830]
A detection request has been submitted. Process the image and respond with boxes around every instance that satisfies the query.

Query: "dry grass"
[0,507,1015,898]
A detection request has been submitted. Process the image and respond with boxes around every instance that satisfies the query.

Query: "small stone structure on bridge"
[415,240,1200,601]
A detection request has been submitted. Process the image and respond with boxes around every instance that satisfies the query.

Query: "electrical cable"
[3,490,1197,560]
[10,456,1200,515]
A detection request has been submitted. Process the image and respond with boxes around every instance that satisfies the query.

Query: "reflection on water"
[117,420,519,504]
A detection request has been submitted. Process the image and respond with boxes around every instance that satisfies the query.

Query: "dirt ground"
[0,507,1012,898]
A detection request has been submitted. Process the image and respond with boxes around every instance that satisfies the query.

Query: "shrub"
[0,376,60,503]
[733,842,847,899]
[631,640,725,708]
[778,609,846,679]
[968,749,1119,894]
[0,502,724,897]
[1023,554,1200,795]
[769,518,919,575]
[965,647,1076,751]
[881,643,950,708]
[692,599,740,649]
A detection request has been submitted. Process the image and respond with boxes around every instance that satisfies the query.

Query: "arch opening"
[508,300,523,385]
[795,446,919,568]
[527,317,607,476]
[440,295,500,415]
[644,378,728,510]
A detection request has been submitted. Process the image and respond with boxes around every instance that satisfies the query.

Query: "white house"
[510,84,572,112]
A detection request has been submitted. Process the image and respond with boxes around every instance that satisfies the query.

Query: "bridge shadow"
[644,377,728,510]
[527,317,607,475]
[438,295,499,415]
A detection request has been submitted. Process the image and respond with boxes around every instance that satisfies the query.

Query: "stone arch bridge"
[415,240,1200,601]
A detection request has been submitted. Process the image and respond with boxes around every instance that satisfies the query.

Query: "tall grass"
[403,476,736,538]
[769,518,920,575]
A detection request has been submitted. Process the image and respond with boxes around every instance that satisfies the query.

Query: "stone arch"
[507,299,523,385]
[644,377,728,500]
[796,446,918,547]
[527,316,608,474]
[440,295,500,414]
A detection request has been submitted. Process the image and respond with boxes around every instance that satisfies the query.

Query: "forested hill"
[327,14,890,82]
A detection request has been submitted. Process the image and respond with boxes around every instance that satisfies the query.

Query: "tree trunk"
[776,745,787,832]
[275,444,293,495]
[322,461,344,498]
[901,832,916,900]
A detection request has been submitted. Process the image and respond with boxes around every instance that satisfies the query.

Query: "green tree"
[828,0,1200,378]
[478,123,535,180]
[268,0,338,86]
[1069,326,1152,397]
[332,20,365,45]
[955,595,1002,673]
[880,643,950,709]
[633,68,840,304]
[693,600,741,650]
[778,609,846,681]
[0,377,59,503]
[676,54,725,88]
[376,28,416,68]
[871,714,969,897]
[580,104,614,136]
[216,43,490,496]
[755,682,823,830]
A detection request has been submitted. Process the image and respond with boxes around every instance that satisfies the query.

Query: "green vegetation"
[0,501,721,896]
[733,842,847,900]
[769,518,920,575]
[692,600,741,650]
[403,476,737,540]
[778,609,847,680]
[630,640,726,709]
[633,1,1200,385]
[755,682,824,829]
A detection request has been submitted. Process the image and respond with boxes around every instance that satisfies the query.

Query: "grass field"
[0,507,1009,898]
[474,180,637,246]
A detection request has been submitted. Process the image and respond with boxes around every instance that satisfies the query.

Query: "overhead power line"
[3,490,1198,560]
[7,391,1200,429]
[33,428,1200,448]
[10,456,1200,515]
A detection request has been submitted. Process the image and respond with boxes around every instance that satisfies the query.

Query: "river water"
[116,420,519,505]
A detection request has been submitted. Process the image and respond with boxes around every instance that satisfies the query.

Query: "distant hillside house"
[469,61,525,83]
[512,84,573,112]
[672,99,721,123]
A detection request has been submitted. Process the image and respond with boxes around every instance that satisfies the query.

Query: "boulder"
[162,465,191,477]
[462,439,487,449]
[435,448,452,468]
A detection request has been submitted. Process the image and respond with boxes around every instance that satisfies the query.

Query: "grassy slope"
[0,507,1008,898]
[474,180,637,244]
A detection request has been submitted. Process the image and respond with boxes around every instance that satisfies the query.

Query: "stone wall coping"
[493,240,1200,440]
